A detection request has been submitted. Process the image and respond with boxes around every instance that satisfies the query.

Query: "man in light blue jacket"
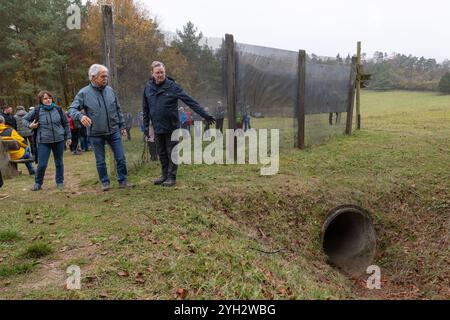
[69,64,133,191]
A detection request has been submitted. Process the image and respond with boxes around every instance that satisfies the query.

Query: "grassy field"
[0,90,448,299]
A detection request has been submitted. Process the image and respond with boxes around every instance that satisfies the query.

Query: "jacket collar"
[90,82,106,92]
[149,77,175,91]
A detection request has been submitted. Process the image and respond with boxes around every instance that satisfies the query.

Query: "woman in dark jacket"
[23,91,71,191]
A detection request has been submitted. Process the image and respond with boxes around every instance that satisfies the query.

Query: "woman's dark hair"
[37,90,54,104]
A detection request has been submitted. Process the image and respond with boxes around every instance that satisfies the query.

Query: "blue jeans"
[21,146,35,175]
[89,131,128,184]
[35,141,65,186]
[244,117,251,131]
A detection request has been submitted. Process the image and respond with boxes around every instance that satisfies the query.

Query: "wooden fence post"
[225,34,237,162]
[345,57,357,135]
[225,34,237,130]
[356,41,362,130]
[297,50,306,149]
[101,5,117,174]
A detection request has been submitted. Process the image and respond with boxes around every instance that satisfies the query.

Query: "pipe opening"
[322,205,376,276]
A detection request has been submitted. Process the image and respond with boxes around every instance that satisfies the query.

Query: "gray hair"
[88,64,109,80]
[151,61,165,71]
[0,115,5,124]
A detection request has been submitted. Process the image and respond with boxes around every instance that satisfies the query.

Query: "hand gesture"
[205,115,215,126]
[81,115,92,127]
[30,120,39,129]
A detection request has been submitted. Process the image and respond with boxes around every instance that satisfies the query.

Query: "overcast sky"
[141,0,449,62]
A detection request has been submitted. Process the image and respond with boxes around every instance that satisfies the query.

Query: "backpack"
[0,127,13,137]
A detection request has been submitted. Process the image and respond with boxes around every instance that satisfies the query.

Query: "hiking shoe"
[31,183,42,191]
[162,178,176,187]
[119,181,135,189]
[56,183,64,190]
[153,176,167,185]
[101,182,110,191]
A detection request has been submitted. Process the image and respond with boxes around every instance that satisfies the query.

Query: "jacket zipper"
[48,110,56,142]
[100,91,111,134]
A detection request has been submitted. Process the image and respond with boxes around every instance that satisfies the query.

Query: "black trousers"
[70,130,79,152]
[155,133,178,179]
[216,118,224,133]
[148,141,158,161]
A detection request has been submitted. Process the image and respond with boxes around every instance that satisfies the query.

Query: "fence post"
[225,34,236,130]
[356,41,361,130]
[101,4,117,174]
[225,34,237,162]
[102,5,118,91]
[345,57,357,135]
[297,50,306,149]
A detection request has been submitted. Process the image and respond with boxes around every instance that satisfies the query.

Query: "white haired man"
[69,64,133,191]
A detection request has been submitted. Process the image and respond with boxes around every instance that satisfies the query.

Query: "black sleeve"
[174,84,210,119]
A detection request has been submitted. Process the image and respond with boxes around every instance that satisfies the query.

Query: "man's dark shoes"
[162,178,176,187]
[153,176,167,185]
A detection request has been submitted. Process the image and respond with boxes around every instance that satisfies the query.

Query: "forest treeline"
[0,0,222,113]
[1,0,449,113]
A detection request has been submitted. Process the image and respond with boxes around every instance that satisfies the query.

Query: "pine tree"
[171,21,222,106]
[438,72,450,93]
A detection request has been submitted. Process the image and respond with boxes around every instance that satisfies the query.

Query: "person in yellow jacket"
[0,115,35,175]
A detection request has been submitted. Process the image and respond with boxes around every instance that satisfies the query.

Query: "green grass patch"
[0,229,21,243]
[0,263,35,277]
[0,90,448,299]
[22,242,53,259]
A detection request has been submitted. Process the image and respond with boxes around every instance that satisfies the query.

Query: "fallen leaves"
[117,271,129,277]
[175,288,187,299]
[134,272,145,284]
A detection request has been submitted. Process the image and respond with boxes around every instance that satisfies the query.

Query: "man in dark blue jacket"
[142,61,215,187]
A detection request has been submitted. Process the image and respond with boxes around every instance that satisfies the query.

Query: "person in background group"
[27,106,38,162]
[125,112,133,141]
[147,119,158,161]
[215,101,225,133]
[14,106,36,159]
[1,105,17,130]
[180,107,191,132]
[137,111,145,142]
[67,112,81,155]
[0,115,35,175]
[243,106,251,132]
[79,109,90,152]
[23,90,71,191]
[204,106,211,138]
